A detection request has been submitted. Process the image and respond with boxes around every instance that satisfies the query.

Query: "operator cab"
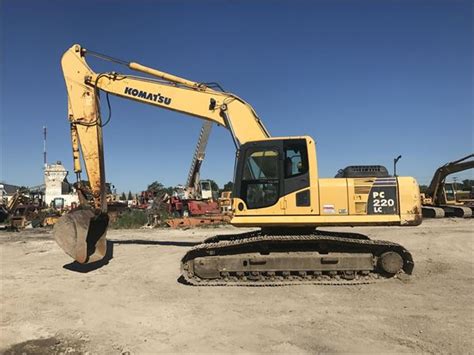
[233,138,310,210]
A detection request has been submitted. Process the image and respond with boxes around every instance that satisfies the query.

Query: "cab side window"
[284,142,308,179]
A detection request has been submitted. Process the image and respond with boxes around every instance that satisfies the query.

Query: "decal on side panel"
[367,178,398,215]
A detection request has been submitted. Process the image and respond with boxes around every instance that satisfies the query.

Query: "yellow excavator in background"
[54,44,421,285]
[421,154,474,218]
[1,189,32,229]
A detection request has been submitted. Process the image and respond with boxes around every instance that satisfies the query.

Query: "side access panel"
[318,177,399,218]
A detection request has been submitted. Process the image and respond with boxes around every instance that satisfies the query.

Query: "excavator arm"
[55,44,269,263]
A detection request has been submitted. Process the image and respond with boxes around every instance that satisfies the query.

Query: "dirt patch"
[2,333,87,355]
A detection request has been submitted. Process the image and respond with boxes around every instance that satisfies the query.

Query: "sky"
[1,0,473,193]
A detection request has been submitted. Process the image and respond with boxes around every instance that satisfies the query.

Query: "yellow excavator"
[54,44,421,285]
[421,154,474,218]
[1,189,32,229]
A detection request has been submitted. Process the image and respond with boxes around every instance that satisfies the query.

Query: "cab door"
[235,140,286,215]
[281,139,313,215]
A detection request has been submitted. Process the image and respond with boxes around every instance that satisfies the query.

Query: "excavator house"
[54,44,422,285]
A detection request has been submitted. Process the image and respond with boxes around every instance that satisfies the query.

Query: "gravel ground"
[1,219,472,353]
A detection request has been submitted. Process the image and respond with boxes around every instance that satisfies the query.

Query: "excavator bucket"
[53,209,109,264]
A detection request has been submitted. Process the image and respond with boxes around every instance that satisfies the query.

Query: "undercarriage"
[181,229,414,286]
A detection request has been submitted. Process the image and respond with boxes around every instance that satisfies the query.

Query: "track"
[181,229,414,286]
[422,205,473,218]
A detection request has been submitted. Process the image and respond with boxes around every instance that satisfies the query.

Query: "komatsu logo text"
[124,87,172,105]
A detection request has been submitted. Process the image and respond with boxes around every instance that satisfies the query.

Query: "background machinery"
[218,190,233,213]
[54,44,422,285]
[168,121,221,218]
[185,121,213,199]
[143,121,227,227]
[421,154,474,218]
[0,189,33,229]
[0,188,55,229]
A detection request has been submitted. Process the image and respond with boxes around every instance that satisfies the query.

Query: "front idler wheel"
[377,251,404,275]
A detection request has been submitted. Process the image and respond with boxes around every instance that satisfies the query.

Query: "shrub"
[110,209,147,229]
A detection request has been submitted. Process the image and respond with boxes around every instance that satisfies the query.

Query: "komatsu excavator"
[54,44,422,285]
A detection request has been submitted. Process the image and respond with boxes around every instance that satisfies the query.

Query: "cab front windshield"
[242,150,279,209]
[444,183,455,202]
[200,181,211,191]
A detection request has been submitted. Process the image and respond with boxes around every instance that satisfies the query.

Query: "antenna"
[43,125,47,168]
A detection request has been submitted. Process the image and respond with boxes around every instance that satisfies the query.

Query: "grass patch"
[110,209,148,229]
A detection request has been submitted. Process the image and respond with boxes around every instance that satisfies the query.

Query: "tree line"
[419,179,474,194]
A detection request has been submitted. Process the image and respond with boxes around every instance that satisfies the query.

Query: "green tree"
[461,179,474,191]
[147,181,165,195]
[120,192,126,201]
[222,181,233,192]
[78,180,91,188]
[419,185,428,194]
[127,190,133,200]
[147,181,174,197]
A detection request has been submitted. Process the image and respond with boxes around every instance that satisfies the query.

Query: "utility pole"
[43,125,47,168]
